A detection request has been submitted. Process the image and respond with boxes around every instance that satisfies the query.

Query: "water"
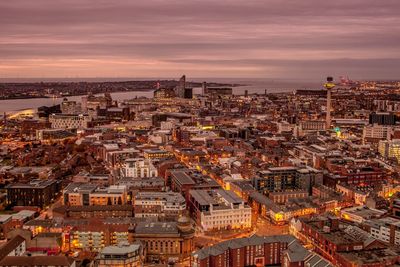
[191,78,323,95]
[0,91,154,114]
[0,78,323,114]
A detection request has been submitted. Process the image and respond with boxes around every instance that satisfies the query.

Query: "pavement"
[193,217,288,249]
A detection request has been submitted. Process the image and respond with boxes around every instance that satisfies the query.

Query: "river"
[0,78,323,114]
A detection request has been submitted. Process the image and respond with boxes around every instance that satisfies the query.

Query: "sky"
[1,0,399,80]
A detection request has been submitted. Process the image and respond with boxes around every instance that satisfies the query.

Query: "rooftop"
[134,222,179,235]
[100,243,141,256]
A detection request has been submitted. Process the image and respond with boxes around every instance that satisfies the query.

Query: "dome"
[177,215,190,224]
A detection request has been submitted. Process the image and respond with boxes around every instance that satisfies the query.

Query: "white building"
[366,217,400,245]
[121,158,158,178]
[190,189,252,231]
[49,114,90,129]
[363,124,392,142]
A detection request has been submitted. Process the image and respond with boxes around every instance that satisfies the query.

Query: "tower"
[324,76,335,130]
[202,81,207,95]
[175,75,186,98]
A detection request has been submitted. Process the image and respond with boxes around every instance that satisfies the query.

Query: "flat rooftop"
[134,222,179,235]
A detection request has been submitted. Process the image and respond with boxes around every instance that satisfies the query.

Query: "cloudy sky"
[1,0,399,79]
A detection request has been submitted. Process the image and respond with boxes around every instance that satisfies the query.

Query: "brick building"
[192,234,332,267]
[6,180,60,208]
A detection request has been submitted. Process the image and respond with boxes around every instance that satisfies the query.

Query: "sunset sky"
[1,0,399,79]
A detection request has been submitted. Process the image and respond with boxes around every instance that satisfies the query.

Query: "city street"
[193,217,288,249]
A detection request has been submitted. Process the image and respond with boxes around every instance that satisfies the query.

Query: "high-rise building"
[201,81,207,95]
[369,112,396,125]
[174,75,186,98]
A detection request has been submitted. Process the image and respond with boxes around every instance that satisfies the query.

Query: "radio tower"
[324,76,335,130]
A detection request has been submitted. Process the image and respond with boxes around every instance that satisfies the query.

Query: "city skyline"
[1,0,400,79]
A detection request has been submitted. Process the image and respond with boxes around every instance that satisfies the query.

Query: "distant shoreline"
[0,79,243,101]
[0,88,156,101]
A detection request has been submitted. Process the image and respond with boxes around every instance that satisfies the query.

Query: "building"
[117,177,165,192]
[174,75,186,98]
[204,87,233,96]
[82,93,112,112]
[298,120,326,135]
[324,167,386,187]
[143,149,173,159]
[69,219,133,252]
[49,114,90,129]
[379,139,400,162]
[6,180,59,208]
[61,98,81,114]
[134,192,186,219]
[363,217,400,246]
[169,170,221,203]
[95,242,144,267]
[0,235,26,261]
[229,180,255,202]
[36,129,76,141]
[340,205,385,224]
[189,189,252,231]
[154,88,175,99]
[0,256,76,267]
[121,158,158,178]
[268,190,308,204]
[53,205,134,219]
[105,148,140,168]
[248,192,318,225]
[369,112,396,125]
[129,216,194,263]
[29,232,62,255]
[192,234,332,267]
[0,215,14,240]
[252,167,322,194]
[23,219,61,237]
[62,183,128,206]
[293,215,400,266]
[362,124,392,143]
[0,211,34,239]
[391,196,400,218]
[103,107,134,121]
